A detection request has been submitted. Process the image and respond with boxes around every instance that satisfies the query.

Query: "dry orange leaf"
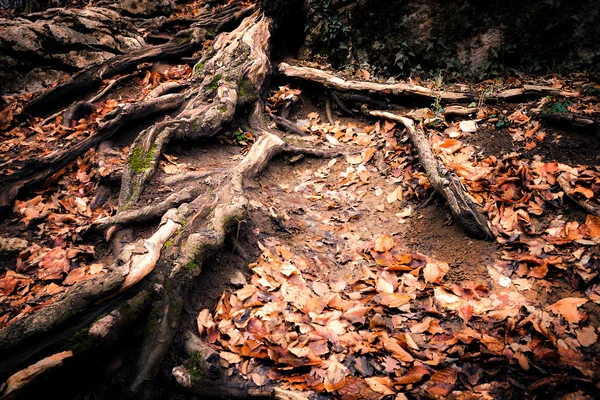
[380,332,414,363]
[324,361,348,392]
[378,293,411,308]
[547,297,588,323]
[424,368,457,397]
[577,326,598,347]
[422,262,450,284]
[585,215,600,238]
[373,234,395,253]
[365,376,395,396]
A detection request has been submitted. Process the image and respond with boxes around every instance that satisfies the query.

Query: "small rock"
[0,237,28,254]
[229,270,246,287]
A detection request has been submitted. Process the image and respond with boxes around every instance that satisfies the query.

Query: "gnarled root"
[118,12,272,210]
[368,110,495,240]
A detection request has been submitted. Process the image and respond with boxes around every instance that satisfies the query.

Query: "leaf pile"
[197,236,599,398]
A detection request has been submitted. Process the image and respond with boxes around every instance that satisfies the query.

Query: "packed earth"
[0,0,599,399]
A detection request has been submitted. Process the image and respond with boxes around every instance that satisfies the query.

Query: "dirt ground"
[1,61,600,399]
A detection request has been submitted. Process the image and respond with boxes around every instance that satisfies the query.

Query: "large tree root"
[278,62,475,103]
[368,110,495,240]
[118,12,272,210]
[0,92,186,213]
[24,28,206,116]
[277,63,581,105]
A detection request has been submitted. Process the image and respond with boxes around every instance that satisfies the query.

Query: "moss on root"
[129,144,156,174]
[208,74,223,92]
[71,327,91,354]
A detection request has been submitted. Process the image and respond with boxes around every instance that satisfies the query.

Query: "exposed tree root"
[118,12,272,210]
[443,105,479,118]
[537,112,598,132]
[278,62,475,103]
[277,63,582,105]
[368,110,495,240]
[558,174,600,217]
[0,92,186,212]
[25,28,207,116]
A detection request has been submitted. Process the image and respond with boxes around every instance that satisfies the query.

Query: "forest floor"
[1,2,600,399]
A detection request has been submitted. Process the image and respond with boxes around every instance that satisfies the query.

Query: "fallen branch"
[557,174,600,217]
[278,63,581,105]
[278,63,474,103]
[368,110,495,240]
[496,85,580,101]
[271,115,305,135]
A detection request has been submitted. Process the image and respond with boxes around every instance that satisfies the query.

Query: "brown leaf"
[424,368,457,397]
[382,356,399,373]
[365,376,395,396]
[373,234,395,253]
[585,215,600,238]
[38,248,70,281]
[0,272,19,295]
[380,332,414,363]
[63,267,87,285]
[377,293,411,309]
[422,262,450,284]
[394,363,431,385]
[548,297,588,323]
[324,361,348,392]
[337,377,381,400]
[3,351,73,396]
[576,326,598,347]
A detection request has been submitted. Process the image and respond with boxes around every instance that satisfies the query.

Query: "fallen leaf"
[380,332,414,363]
[576,326,598,347]
[365,376,395,396]
[374,235,395,253]
[585,215,600,238]
[548,297,588,323]
[424,368,457,397]
[459,120,477,133]
[324,360,348,392]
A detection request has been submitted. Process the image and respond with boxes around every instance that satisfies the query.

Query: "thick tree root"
[537,112,598,132]
[0,92,185,212]
[278,62,474,103]
[369,110,495,240]
[25,28,207,115]
[278,63,581,105]
[119,12,272,210]
[127,131,338,394]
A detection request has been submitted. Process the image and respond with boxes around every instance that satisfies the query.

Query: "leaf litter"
[191,85,600,398]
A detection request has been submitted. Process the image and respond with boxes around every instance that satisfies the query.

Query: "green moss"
[218,106,227,113]
[129,144,156,174]
[193,62,205,79]
[175,36,191,45]
[71,327,90,353]
[208,73,223,92]
[94,313,107,323]
[185,259,198,271]
[188,351,204,378]
[238,78,256,99]
[164,238,174,249]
